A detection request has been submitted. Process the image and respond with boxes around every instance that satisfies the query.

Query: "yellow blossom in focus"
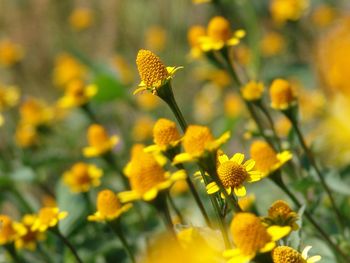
[224,92,243,118]
[15,123,38,148]
[263,200,299,230]
[83,124,119,157]
[132,116,154,142]
[224,213,291,262]
[250,140,292,177]
[31,207,68,232]
[113,55,134,85]
[136,92,161,110]
[19,98,54,127]
[0,39,24,67]
[270,0,309,25]
[145,26,167,52]
[88,189,132,222]
[270,79,296,110]
[311,5,336,28]
[69,8,94,31]
[187,25,206,58]
[63,162,103,193]
[15,214,45,250]
[261,31,285,57]
[272,246,321,263]
[238,194,256,211]
[241,80,265,101]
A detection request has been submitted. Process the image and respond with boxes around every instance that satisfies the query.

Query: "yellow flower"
[145,25,167,52]
[15,123,38,148]
[272,246,321,263]
[263,200,299,230]
[187,25,207,58]
[31,207,68,232]
[19,98,54,127]
[69,8,94,31]
[0,39,24,67]
[119,145,186,202]
[0,84,20,111]
[63,162,103,193]
[311,5,336,28]
[238,194,256,211]
[58,79,97,108]
[206,153,261,198]
[270,0,309,25]
[260,31,286,57]
[132,116,155,142]
[224,213,291,262]
[199,16,245,52]
[269,79,296,110]
[135,49,182,95]
[250,140,292,177]
[83,124,119,157]
[15,214,45,251]
[173,125,230,164]
[224,93,243,118]
[0,215,23,245]
[88,189,132,222]
[241,80,265,101]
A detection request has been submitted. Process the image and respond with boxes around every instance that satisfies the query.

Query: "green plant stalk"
[52,228,83,263]
[154,194,177,239]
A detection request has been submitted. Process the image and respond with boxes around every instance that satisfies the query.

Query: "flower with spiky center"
[263,200,299,230]
[206,153,261,198]
[224,213,291,262]
[88,189,132,222]
[250,140,292,177]
[134,49,182,95]
[270,79,296,110]
[83,124,119,157]
[15,214,45,250]
[0,39,24,67]
[0,215,25,245]
[63,162,103,193]
[31,207,68,232]
[119,145,186,202]
[173,125,230,164]
[199,16,245,52]
[241,80,265,101]
[58,79,97,108]
[272,246,321,263]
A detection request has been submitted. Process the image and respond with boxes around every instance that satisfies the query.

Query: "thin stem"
[167,193,185,224]
[154,195,177,239]
[53,228,83,263]
[109,222,136,263]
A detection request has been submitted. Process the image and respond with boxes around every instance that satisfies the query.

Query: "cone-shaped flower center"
[207,16,232,42]
[183,125,214,156]
[250,141,279,173]
[218,161,248,188]
[97,190,121,217]
[272,246,305,263]
[87,124,110,147]
[153,118,180,147]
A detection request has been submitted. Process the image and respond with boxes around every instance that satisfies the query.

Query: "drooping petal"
[218,154,229,163]
[206,182,220,194]
[234,186,246,197]
[267,225,291,241]
[243,159,255,171]
[231,153,244,165]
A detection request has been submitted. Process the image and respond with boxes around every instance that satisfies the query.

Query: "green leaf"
[92,73,127,102]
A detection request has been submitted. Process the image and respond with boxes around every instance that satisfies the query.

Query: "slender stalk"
[109,222,136,263]
[53,228,83,263]
[154,195,177,239]
[167,193,185,224]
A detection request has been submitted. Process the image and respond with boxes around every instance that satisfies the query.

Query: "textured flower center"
[270,79,294,108]
[207,16,232,42]
[72,163,92,185]
[231,213,272,256]
[268,200,293,218]
[136,49,169,87]
[183,125,214,156]
[218,161,248,188]
[97,190,121,217]
[153,118,180,147]
[38,208,56,226]
[250,141,279,173]
[87,124,109,147]
[272,246,305,263]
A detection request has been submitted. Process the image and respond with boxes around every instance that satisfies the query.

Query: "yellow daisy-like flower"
[241,80,265,101]
[31,207,68,232]
[0,84,20,111]
[58,79,97,108]
[173,125,230,164]
[19,98,54,127]
[119,145,186,202]
[224,213,291,263]
[69,8,94,31]
[83,124,119,157]
[134,49,182,95]
[250,140,292,177]
[63,162,103,193]
[0,215,24,245]
[263,200,299,230]
[272,246,321,263]
[88,189,132,222]
[270,79,296,110]
[15,214,45,251]
[0,39,24,67]
[199,16,246,52]
[206,153,261,198]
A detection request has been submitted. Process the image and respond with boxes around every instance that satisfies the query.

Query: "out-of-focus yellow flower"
[135,49,182,95]
[0,215,25,245]
[53,53,87,87]
[311,5,336,28]
[136,92,161,110]
[0,84,20,111]
[31,207,68,232]
[263,200,299,230]
[224,92,243,118]
[88,189,132,222]
[250,140,292,177]
[187,25,206,58]
[19,98,54,127]
[63,162,103,193]
[270,79,296,110]
[270,0,309,25]
[0,39,24,67]
[260,31,285,57]
[224,213,291,262]
[83,124,119,157]
[238,194,256,211]
[119,145,186,202]
[15,214,45,250]
[298,88,325,121]
[145,26,167,52]
[206,153,261,197]
[69,8,94,31]
[173,125,230,164]
[132,116,154,142]
[199,16,245,52]
[272,246,321,263]
[192,0,211,4]
[241,80,265,101]
[15,123,38,148]
[275,117,292,137]
[236,44,252,65]
[112,55,134,85]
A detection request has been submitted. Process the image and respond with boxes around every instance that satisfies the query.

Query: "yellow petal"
[232,153,244,165]
[234,186,246,197]
[118,191,139,203]
[267,225,291,241]
[206,182,220,194]
[243,159,255,171]
[218,154,229,163]
[143,188,158,201]
[173,153,194,164]
[259,241,276,253]
[307,256,322,263]
[302,246,312,259]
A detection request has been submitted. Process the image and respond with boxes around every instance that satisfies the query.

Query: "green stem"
[53,228,83,263]
[109,222,136,263]
[154,195,177,239]
[167,193,185,224]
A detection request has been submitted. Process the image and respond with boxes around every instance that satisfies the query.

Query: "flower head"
[272,246,321,263]
[241,80,265,101]
[263,200,299,230]
[261,31,285,57]
[19,98,54,127]
[83,124,119,157]
[31,207,68,232]
[0,215,23,245]
[187,25,206,58]
[206,153,261,198]
[0,84,20,111]
[69,8,94,31]
[63,162,103,193]
[0,39,24,67]
[15,123,38,148]
[88,189,132,222]
[250,140,292,177]
[270,79,296,110]
[270,0,309,25]
[15,214,45,250]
